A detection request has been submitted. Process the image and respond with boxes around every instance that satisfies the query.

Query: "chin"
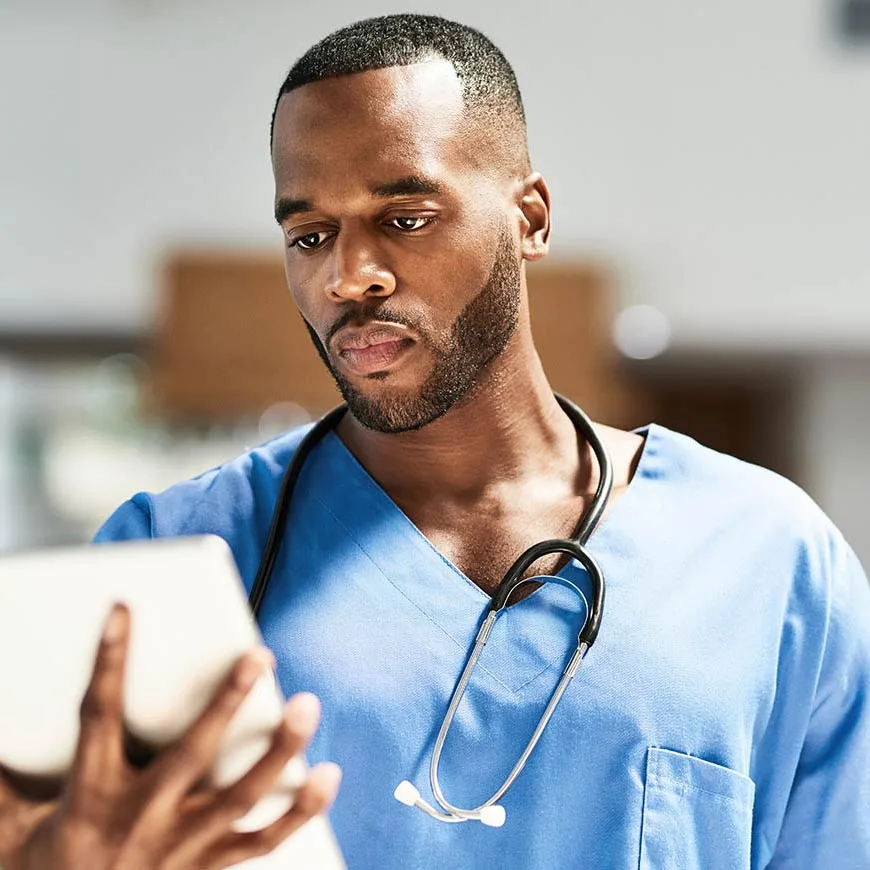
[338,383,441,434]
[346,380,423,409]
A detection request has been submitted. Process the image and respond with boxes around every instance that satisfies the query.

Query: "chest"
[408,495,593,597]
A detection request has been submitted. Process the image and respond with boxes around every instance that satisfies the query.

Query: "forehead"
[271,61,473,196]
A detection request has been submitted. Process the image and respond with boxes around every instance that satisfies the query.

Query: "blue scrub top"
[95,423,870,869]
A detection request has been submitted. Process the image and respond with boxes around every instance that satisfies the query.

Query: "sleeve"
[768,535,870,868]
[92,494,154,543]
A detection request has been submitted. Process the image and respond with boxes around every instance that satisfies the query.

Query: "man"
[2,13,869,870]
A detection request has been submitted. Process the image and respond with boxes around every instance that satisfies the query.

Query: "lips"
[332,323,416,376]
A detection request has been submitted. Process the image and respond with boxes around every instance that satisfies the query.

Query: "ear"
[518,172,551,262]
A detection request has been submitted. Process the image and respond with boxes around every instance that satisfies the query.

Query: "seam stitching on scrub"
[310,491,526,694]
[325,433,506,602]
[649,775,749,805]
[509,660,561,693]
[130,493,157,538]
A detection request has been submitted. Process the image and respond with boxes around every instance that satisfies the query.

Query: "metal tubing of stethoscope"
[428,620,590,820]
[409,799,469,823]
[428,613,498,819]
[484,642,589,806]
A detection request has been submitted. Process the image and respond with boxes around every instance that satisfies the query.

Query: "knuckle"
[213,691,244,718]
[292,789,322,819]
[58,813,93,840]
[244,825,291,858]
[217,789,255,821]
[94,634,125,669]
[78,689,110,724]
[164,741,202,774]
[198,687,244,729]
[67,778,102,813]
[149,742,197,787]
[54,816,112,866]
[271,720,300,754]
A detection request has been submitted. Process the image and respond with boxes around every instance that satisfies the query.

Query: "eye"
[390,216,433,232]
[290,231,329,251]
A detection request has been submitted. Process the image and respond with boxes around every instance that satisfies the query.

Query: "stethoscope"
[247,394,613,827]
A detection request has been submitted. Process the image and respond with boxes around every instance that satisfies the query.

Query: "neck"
[336,327,593,507]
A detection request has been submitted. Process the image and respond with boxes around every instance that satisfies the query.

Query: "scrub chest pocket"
[639,747,755,870]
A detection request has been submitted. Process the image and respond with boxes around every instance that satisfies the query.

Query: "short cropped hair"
[270,14,529,169]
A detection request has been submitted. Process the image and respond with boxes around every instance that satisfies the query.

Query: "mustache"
[325,306,421,348]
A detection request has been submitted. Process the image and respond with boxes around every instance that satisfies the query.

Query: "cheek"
[284,260,326,332]
[424,239,493,312]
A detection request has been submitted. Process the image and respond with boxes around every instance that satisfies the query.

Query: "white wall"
[2,0,869,569]
[1,0,869,348]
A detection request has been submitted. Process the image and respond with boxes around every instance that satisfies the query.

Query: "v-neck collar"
[299,423,662,692]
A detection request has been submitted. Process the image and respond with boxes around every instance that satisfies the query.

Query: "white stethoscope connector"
[393,780,506,827]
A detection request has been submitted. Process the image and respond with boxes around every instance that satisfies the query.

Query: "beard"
[304,225,522,434]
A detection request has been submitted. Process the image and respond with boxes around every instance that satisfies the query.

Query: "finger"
[0,764,23,814]
[69,603,131,797]
[190,693,321,836]
[149,646,275,795]
[203,762,342,869]
[0,768,55,867]
[0,765,15,803]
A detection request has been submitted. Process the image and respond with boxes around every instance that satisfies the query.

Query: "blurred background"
[0,0,869,567]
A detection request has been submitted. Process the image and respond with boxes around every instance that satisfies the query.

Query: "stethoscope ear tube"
[248,404,348,617]
[576,549,605,647]
[488,538,605,649]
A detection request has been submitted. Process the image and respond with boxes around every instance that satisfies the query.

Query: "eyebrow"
[274,197,314,224]
[274,175,443,225]
[371,175,442,198]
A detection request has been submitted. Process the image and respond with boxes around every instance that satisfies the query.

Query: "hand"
[0,604,341,870]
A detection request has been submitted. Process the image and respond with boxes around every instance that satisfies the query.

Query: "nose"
[323,228,396,303]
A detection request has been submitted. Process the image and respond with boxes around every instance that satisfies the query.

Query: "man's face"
[271,61,522,433]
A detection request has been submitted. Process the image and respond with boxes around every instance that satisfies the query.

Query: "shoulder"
[644,422,869,639]
[642,424,870,728]
[639,422,826,533]
[629,423,864,615]
[93,423,315,584]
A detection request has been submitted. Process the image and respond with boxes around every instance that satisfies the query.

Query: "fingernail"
[286,692,321,733]
[261,646,276,670]
[318,762,342,794]
[103,603,129,642]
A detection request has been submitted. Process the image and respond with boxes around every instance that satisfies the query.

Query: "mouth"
[332,323,417,377]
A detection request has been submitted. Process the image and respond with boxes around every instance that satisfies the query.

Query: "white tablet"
[0,535,345,869]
